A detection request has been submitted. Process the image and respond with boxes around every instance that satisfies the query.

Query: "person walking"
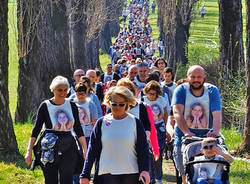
[80,86,150,184]
[25,76,87,184]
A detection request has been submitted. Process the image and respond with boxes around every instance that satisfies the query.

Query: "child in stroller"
[182,137,233,184]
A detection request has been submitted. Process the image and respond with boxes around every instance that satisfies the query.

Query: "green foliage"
[221,127,243,151]
[221,70,246,132]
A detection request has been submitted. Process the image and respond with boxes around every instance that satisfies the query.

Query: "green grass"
[221,127,243,151]
[5,0,250,183]
[1,124,249,183]
[8,2,18,117]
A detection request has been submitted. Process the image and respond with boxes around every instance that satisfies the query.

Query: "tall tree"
[239,0,250,154]
[0,0,18,153]
[16,0,72,122]
[68,0,88,70]
[219,0,244,80]
[157,0,198,68]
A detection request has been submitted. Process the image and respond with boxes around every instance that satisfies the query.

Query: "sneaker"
[155,179,163,184]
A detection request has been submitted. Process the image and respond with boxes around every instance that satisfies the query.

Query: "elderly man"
[172,65,222,184]
[69,69,85,96]
[86,69,104,103]
[127,65,138,81]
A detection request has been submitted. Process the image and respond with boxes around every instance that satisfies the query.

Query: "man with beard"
[171,65,222,184]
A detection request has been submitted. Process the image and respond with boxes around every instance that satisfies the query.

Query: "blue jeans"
[196,178,223,184]
[173,145,184,176]
[152,121,166,180]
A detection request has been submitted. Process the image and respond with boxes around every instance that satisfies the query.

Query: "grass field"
[5,0,250,183]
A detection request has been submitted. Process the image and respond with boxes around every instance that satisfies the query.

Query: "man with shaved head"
[171,65,222,183]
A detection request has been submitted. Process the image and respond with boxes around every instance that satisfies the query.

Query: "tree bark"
[68,0,88,70]
[157,0,197,68]
[87,34,101,69]
[239,0,250,154]
[16,0,72,122]
[0,0,18,153]
[219,0,244,80]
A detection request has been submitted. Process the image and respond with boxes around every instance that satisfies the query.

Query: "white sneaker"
[155,179,163,184]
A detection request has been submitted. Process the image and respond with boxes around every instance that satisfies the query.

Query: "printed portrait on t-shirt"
[78,107,89,125]
[54,110,74,131]
[151,104,163,122]
[185,102,208,129]
[104,75,112,83]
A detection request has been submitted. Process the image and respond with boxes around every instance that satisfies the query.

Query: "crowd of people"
[25,0,233,184]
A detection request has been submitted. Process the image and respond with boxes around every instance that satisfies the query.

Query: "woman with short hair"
[143,80,168,184]
[25,76,87,184]
[80,86,150,184]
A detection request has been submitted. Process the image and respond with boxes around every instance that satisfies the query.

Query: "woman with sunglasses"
[80,86,150,184]
[25,76,87,184]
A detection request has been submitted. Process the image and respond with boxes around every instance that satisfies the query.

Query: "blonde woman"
[80,86,150,184]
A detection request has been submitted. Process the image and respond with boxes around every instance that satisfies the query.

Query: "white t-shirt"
[98,113,139,175]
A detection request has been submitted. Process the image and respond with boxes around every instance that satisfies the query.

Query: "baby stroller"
[182,136,230,184]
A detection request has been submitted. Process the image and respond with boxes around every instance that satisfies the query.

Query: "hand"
[80,178,89,184]
[184,132,195,137]
[206,131,218,137]
[154,155,159,161]
[25,151,32,166]
[139,171,150,184]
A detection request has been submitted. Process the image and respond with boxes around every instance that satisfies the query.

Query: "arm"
[207,110,222,137]
[214,147,234,163]
[26,102,47,166]
[163,107,168,124]
[173,104,194,136]
[135,119,150,184]
[80,118,103,180]
[207,86,222,137]
[78,136,88,159]
[25,137,37,166]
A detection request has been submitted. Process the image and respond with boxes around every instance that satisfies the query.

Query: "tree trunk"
[157,0,176,68]
[219,0,244,80]
[86,35,101,69]
[100,21,112,54]
[15,0,72,122]
[239,0,250,154]
[68,0,88,70]
[158,0,197,68]
[0,0,18,153]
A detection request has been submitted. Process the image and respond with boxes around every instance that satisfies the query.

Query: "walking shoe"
[155,179,163,184]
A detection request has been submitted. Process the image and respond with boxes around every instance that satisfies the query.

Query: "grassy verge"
[1,124,249,183]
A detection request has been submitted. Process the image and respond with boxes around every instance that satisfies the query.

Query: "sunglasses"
[110,102,126,107]
[202,144,215,150]
[56,89,68,92]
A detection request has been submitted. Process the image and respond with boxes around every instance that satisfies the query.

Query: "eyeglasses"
[110,102,126,107]
[147,92,157,96]
[202,144,215,150]
[56,88,68,92]
[76,92,86,96]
